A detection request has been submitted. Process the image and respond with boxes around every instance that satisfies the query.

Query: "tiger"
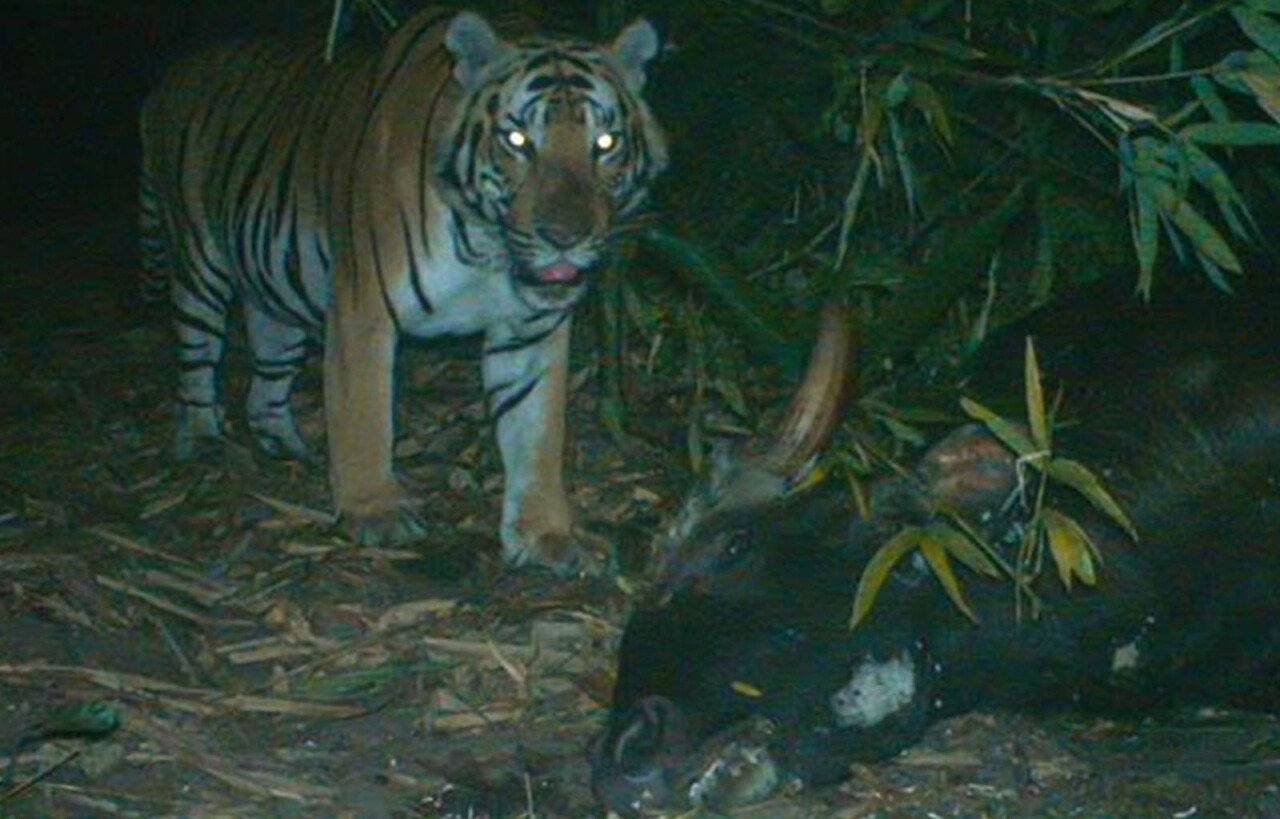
[138,8,668,573]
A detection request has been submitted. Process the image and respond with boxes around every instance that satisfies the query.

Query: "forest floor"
[2,211,1279,818]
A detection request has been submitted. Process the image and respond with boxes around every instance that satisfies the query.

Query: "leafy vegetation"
[850,338,1136,628]
[326,0,1278,618]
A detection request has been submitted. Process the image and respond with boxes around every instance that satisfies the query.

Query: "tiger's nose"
[537,225,582,250]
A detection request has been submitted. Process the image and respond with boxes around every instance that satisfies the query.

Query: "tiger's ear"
[610,18,660,91]
[445,11,510,91]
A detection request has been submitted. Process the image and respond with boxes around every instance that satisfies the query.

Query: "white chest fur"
[383,200,528,338]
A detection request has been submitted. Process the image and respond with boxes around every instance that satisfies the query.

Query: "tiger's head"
[441,12,668,308]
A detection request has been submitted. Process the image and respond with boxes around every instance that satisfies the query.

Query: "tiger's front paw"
[502,527,607,578]
[338,483,429,547]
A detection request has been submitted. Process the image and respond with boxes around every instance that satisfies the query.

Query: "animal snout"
[536,223,583,250]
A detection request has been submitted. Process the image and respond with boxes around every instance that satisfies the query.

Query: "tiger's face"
[443,14,668,309]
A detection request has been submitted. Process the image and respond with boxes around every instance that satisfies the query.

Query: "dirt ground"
[2,213,1279,818]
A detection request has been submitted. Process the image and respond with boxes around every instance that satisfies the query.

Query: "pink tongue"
[537,262,581,283]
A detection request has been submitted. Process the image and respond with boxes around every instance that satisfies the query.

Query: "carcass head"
[650,304,858,601]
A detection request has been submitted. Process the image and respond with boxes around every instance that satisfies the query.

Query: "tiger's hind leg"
[171,277,233,461]
[244,301,313,461]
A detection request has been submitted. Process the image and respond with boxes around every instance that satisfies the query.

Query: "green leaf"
[920,532,979,623]
[925,521,1001,578]
[888,112,919,218]
[713,378,750,418]
[1238,55,1280,123]
[1149,179,1244,275]
[1024,337,1050,451]
[960,397,1038,459]
[868,183,1028,367]
[1131,179,1159,298]
[1181,142,1258,242]
[1197,253,1235,294]
[885,71,911,107]
[1042,508,1099,590]
[1045,458,1139,541]
[877,414,927,447]
[908,78,955,146]
[1215,50,1280,110]
[1233,7,1280,65]
[1191,75,1232,124]
[1247,0,1280,13]
[1180,121,1280,145]
[851,526,922,628]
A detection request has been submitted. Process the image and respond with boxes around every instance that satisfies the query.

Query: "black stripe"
[283,212,325,325]
[419,55,452,237]
[449,208,479,264]
[398,207,433,315]
[173,268,229,315]
[489,376,540,424]
[367,11,450,117]
[254,352,309,368]
[483,311,569,356]
[173,305,227,340]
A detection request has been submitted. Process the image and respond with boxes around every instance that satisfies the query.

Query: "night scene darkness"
[2,2,1280,816]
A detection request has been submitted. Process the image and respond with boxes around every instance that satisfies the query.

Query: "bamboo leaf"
[1197,253,1234,293]
[908,78,955,146]
[868,182,1029,366]
[1045,458,1139,541]
[888,111,919,218]
[1042,508,1099,590]
[919,531,979,622]
[885,71,911,107]
[1148,179,1243,274]
[925,521,1001,578]
[1191,75,1232,124]
[960,397,1038,459]
[1024,337,1050,451]
[877,414,927,447]
[1214,51,1280,121]
[851,527,923,628]
[1109,15,1190,69]
[713,378,750,418]
[1233,6,1280,65]
[1239,58,1280,123]
[1180,121,1280,145]
[1181,142,1259,242]
[1131,178,1159,298]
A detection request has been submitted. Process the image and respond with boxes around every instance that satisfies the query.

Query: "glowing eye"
[505,129,529,149]
[594,132,619,153]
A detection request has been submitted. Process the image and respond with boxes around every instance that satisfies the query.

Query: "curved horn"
[763,303,857,476]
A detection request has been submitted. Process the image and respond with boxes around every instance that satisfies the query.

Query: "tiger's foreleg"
[244,301,313,461]
[483,317,585,575]
[324,286,428,546]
